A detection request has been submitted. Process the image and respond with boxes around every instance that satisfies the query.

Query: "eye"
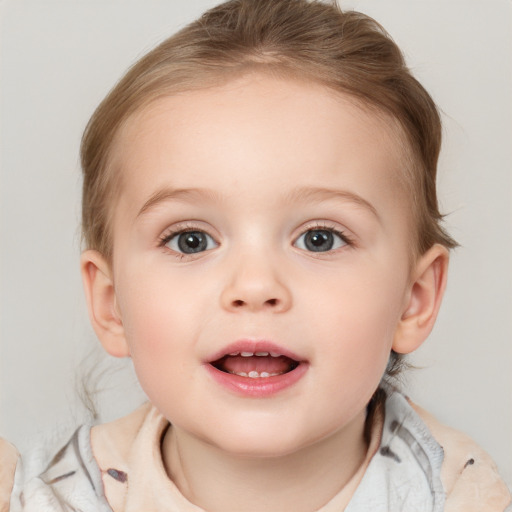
[294,228,348,253]
[165,230,217,254]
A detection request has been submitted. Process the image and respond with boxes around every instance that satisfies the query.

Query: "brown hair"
[80,0,457,389]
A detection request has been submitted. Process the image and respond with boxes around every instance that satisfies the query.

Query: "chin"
[201,420,322,460]
[218,438,305,459]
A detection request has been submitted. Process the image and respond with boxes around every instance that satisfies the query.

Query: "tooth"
[260,372,270,378]
[255,352,269,356]
[241,352,254,357]
[270,352,280,358]
[248,371,260,378]
[229,352,239,356]
[239,372,248,377]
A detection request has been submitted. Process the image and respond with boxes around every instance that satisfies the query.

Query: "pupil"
[178,232,207,253]
[306,230,333,252]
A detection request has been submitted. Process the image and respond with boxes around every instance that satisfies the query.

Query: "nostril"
[231,298,279,308]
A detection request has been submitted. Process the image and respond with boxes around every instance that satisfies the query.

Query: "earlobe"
[392,244,449,354]
[80,250,130,358]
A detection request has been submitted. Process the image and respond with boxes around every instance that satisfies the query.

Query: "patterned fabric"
[5,391,512,511]
[345,392,445,512]
[9,426,111,512]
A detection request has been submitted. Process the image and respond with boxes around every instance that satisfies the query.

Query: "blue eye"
[165,230,217,254]
[294,229,347,252]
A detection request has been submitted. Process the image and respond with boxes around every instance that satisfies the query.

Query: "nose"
[220,253,292,313]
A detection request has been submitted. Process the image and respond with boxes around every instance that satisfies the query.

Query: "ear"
[392,244,449,354]
[80,250,130,358]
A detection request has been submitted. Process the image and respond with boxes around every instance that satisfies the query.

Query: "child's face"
[107,75,415,456]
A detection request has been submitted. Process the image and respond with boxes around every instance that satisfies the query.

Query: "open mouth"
[210,351,300,379]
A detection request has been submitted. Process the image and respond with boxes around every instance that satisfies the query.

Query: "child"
[1,0,510,510]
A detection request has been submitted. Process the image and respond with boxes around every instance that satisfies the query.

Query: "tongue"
[217,355,294,375]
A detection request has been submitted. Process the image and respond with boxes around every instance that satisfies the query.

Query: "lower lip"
[205,363,308,397]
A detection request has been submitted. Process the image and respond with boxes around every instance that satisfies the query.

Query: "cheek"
[115,268,191,360]
[117,288,194,408]
[316,265,405,330]
[304,262,407,373]
[113,262,219,393]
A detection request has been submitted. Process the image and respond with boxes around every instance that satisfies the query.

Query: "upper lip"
[206,340,304,364]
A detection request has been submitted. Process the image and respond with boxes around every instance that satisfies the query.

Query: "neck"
[162,411,369,512]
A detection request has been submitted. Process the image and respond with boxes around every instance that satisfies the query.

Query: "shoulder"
[3,404,157,512]
[0,438,19,512]
[350,390,510,511]
[6,423,112,512]
[411,401,512,512]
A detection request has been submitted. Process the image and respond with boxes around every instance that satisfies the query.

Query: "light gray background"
[1,0,511,488]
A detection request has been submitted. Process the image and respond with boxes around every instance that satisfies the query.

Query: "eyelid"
[292,221,354,251]
[168,230,218,253]
[158,222,220,253]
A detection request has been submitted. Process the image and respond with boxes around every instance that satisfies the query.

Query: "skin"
[82,74,448,511]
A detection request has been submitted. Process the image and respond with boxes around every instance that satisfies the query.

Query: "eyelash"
[157,222,354,257]
[159,224,203,245]
[294,222,354,250]
[158,223,217,256]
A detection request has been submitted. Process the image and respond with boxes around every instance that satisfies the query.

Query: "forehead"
[110,74,410,219]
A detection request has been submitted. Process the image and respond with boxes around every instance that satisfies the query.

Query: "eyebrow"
[285,186,380,221]
[137,187,221,217]
[137,185,380,221]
